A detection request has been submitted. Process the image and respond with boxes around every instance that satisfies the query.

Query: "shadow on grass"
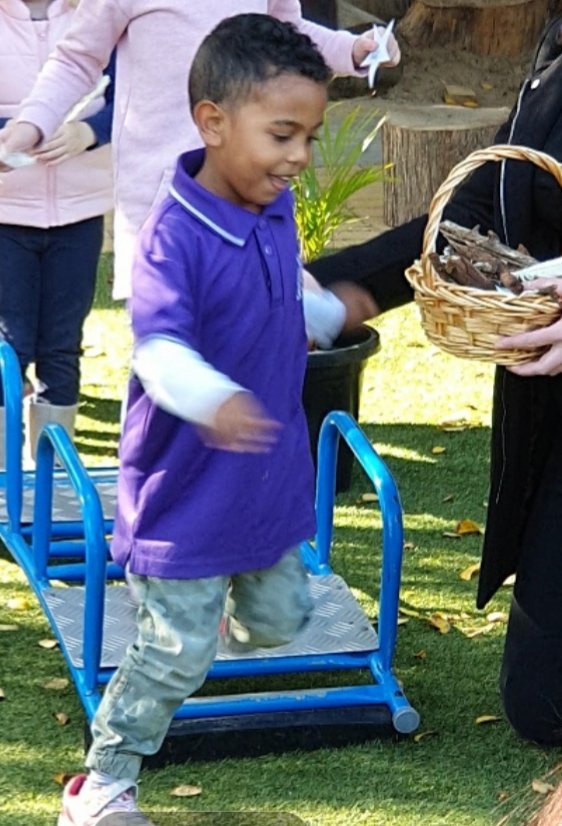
[79,392,121,426]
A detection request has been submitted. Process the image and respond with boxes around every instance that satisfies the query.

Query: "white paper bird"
[0,75,110,169]
[360,19,395,89]
[512,256,562,281]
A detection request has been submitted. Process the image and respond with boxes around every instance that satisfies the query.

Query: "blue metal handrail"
[0,340,24,533]
[313,411,404,673]
[31,423,112,692]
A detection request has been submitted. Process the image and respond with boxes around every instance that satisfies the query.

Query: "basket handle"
[422,143,562,275]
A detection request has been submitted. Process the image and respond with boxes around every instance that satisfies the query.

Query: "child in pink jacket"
[0,0,113,463]
[0,0,400,300]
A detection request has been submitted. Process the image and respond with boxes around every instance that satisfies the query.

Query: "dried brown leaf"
[459,563,480,581]
[427,613,451,634]
[54,712,70,726]
[413,730,439,743]
[486,611,507,624]
[53,773,74,787]
[44,678,69,691]
[170,785,203,798]
[456,519,482,536]
[39,639,59,650]
[464,623,495,638]
[413,650,427,660]
[475,714,501,725]
[532,779,556,795]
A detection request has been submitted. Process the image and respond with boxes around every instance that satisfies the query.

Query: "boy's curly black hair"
[189,13,331,111]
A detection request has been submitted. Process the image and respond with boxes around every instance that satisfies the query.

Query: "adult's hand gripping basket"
[405,144,562,365]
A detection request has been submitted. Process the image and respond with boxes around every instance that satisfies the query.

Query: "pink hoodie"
[18,0,362,298]
[0,0,112,229]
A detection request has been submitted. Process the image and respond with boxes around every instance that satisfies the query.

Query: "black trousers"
[501,382,562,744]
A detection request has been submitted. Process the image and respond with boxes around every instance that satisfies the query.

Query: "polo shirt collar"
[169,149,290,246]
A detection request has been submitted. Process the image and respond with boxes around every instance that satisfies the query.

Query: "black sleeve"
[82,49,116,149]
[308,116,512,314]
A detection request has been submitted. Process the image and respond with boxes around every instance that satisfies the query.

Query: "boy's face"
[196,74,327,213]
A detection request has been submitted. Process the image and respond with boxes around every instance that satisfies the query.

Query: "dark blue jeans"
[0,217,103,406]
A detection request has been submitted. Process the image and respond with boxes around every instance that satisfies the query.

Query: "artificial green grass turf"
[0,254,558,825]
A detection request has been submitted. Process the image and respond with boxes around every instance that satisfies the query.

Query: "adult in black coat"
[309,16,562,745]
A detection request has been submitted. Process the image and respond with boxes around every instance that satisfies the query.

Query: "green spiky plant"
[292,104,390,262]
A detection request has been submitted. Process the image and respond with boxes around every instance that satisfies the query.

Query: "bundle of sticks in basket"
[430,220,562,304]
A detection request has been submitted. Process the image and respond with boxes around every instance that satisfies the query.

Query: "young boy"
[59,13,365,825]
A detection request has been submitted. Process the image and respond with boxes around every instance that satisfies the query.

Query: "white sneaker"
[58,774,152,825]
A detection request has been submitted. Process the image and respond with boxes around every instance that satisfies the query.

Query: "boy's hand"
[327,282,379,332]
[202,392,282,453]
[0,121,42,171]
[352,26,401,70]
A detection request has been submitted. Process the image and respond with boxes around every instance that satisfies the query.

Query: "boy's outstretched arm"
[133,337,281,453]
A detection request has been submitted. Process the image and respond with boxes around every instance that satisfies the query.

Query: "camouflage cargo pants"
[86,546,312,780]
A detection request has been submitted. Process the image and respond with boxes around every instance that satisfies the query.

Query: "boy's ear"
[192,100,226,147]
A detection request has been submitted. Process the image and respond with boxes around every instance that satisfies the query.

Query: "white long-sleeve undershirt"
[133,285,346,425]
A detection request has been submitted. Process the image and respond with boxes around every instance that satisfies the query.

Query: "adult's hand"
[32,122,95,165]
[328,281,379,330]
[0,121,41,171]
[352,25,401,70]
[496,277,562,376]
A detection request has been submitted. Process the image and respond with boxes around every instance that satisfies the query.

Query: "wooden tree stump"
[382,104,509,226]
[397,0,549,57]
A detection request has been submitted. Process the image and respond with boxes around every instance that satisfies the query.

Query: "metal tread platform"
[44,573,379,669]
[0,467,117,525]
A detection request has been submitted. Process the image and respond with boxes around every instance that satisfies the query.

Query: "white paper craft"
[512,256,562,281]
[360,19,395,89]
[0,74,110,170]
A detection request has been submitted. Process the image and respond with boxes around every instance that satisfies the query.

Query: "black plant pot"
[303,324,380,493]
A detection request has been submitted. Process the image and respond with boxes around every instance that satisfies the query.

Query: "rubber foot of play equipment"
[85,705,398,767]
[393,706,421,734]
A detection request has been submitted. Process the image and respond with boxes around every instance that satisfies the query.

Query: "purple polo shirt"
[110,149,316,579]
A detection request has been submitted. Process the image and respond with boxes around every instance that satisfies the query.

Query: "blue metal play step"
[0,339,419,760]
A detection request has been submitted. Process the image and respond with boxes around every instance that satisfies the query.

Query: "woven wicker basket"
[405,144,562,365]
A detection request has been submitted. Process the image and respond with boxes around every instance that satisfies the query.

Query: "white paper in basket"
[512,256,562,281]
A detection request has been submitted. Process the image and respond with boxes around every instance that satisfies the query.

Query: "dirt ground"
[331,41,532,112]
